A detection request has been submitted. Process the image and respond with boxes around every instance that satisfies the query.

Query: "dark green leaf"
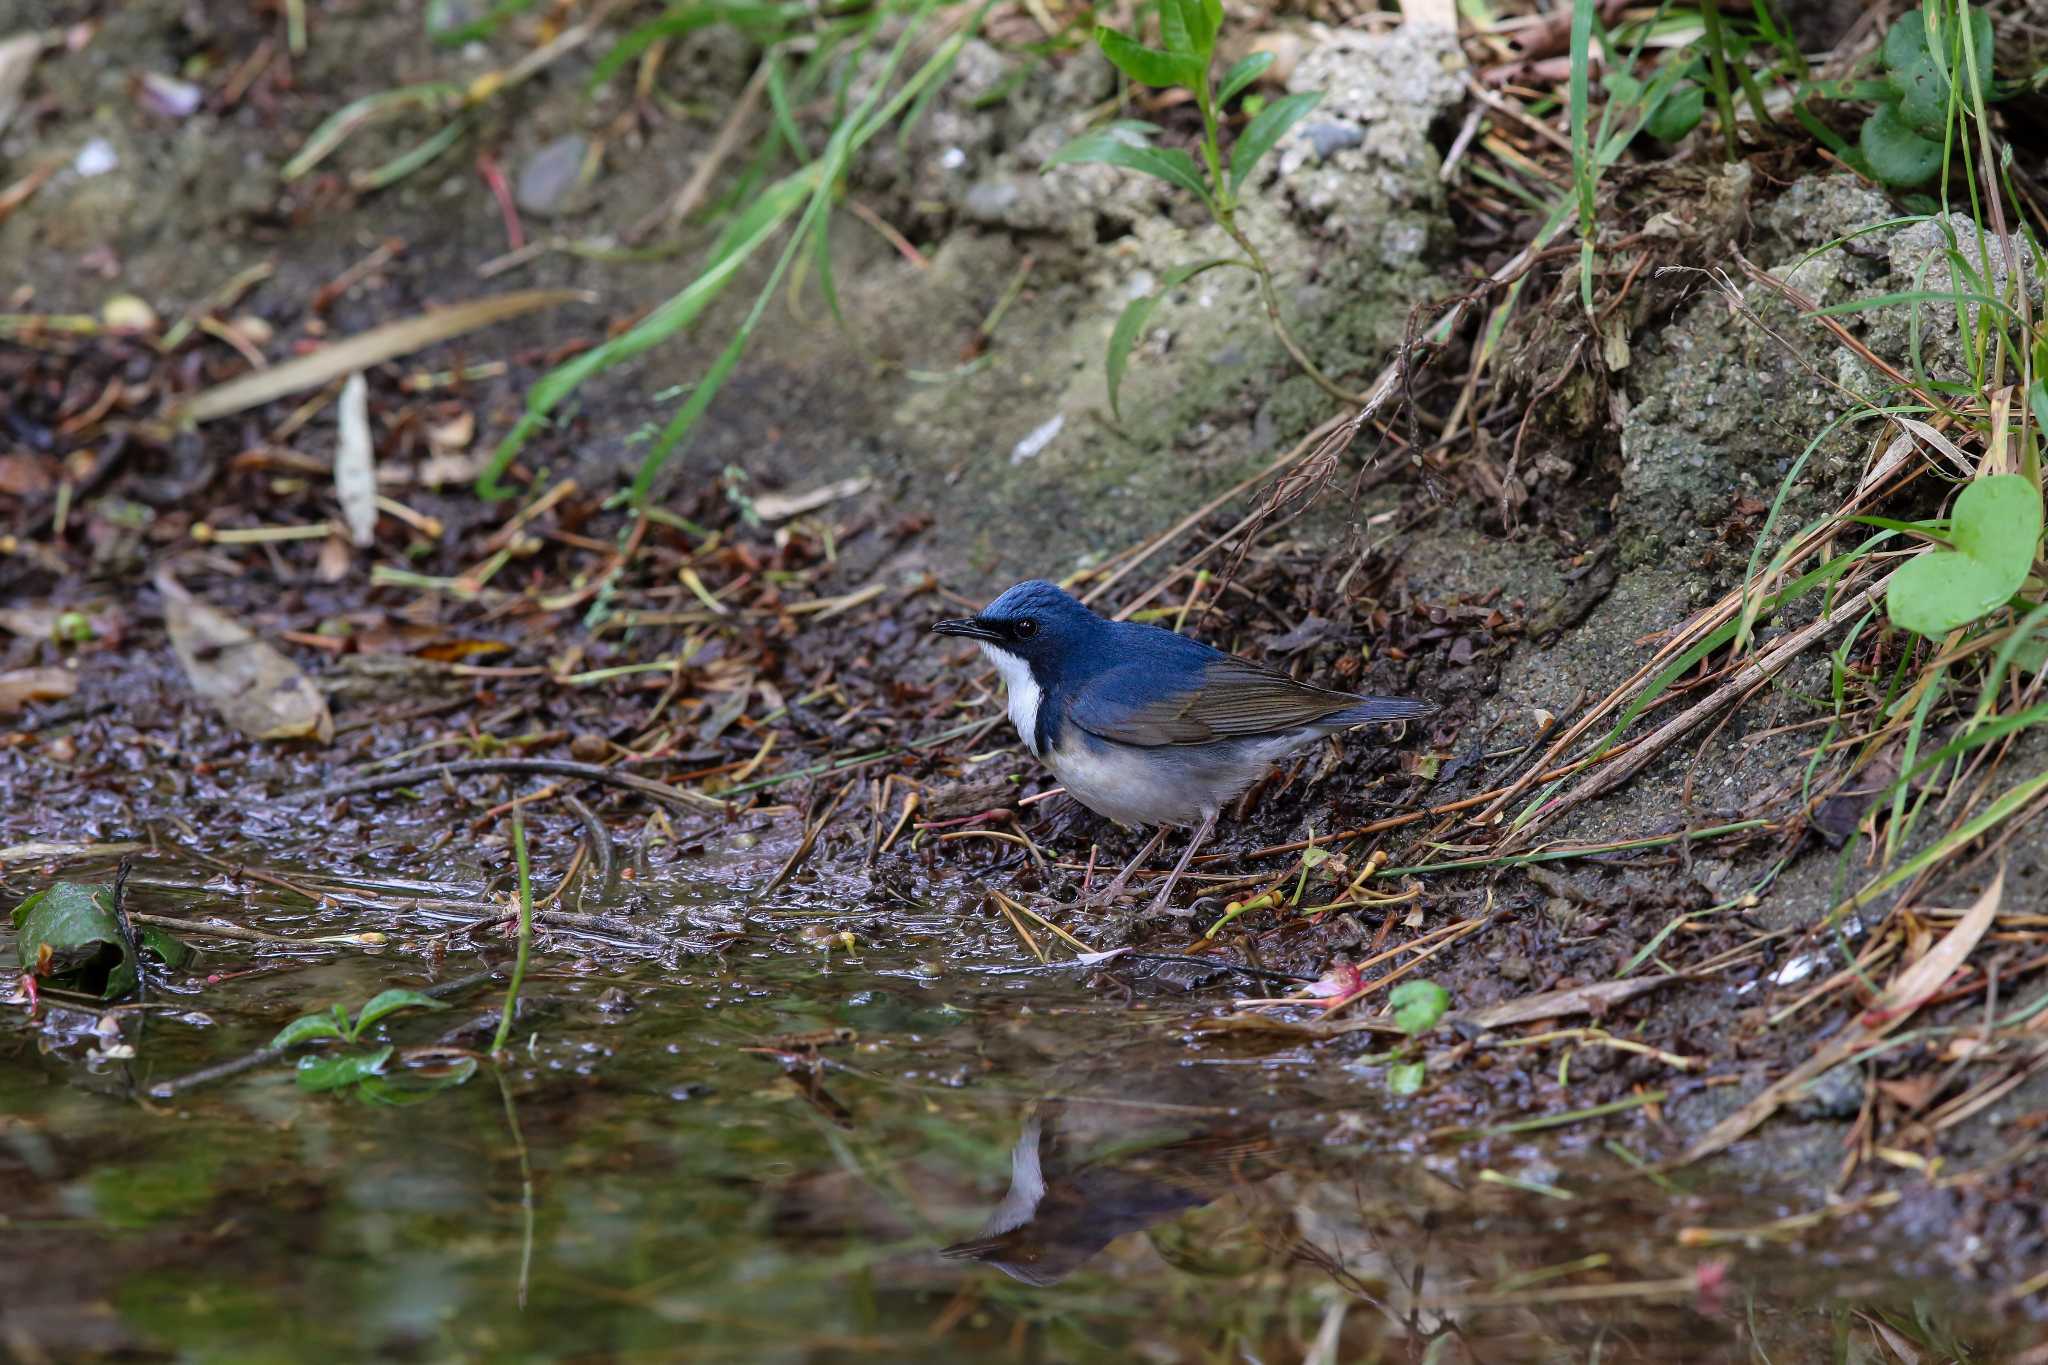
[350,988,450,1039]
[1228,89,1320,192]
[1643,83,1705,143]
[1046,124,1212,203]
[11,882,135,1000]
[1860,102,1943,189]
[1094,27,1202,91]
[296,1045,394,1092]
[1885,3,1991,138]
[1105,257,1247,419]
[1888,474,2043,637]
[270,1011,351,1050]
[1386,1061,1427,1096]
[136,926,194,970]
[2031,378,2048,438]
[1217,52,1273,108]
[1390,978,1451,1035]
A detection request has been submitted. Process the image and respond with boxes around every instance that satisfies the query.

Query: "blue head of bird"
[930,579,1098,753]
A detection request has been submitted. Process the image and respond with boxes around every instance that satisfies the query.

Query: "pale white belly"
[1044,730,1314,828]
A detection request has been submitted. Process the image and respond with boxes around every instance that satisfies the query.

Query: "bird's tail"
[1330,695,1436,728]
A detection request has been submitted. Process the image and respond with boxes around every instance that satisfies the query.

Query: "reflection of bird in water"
[940,1100,1282,1286]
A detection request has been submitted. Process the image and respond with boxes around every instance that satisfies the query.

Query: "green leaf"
[136,926,194,970]
[1228,89,1320,192]
[2028,377,2048,437]
[1104,257,1246,419]
[1860,102,1944,189]
[1046,123,1212,203]
[1157,0,1193,59]
[1603,70,1642,105]
[1386,1060,1427,1096]
[296,1045,394,1092]
[270,1011,351,1050]
[1390,978,1451,1035]
[1217,51,1272,107]
[11,882,136,1000]
[350,988,450,1039]
[1643,83,1705,143]
[1164,0,1220,59]
[1887,475,2044,637]
[1885,3,1991,138]
[1094,26,1203,90]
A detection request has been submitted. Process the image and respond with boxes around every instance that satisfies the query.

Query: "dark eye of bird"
[1013,619,1037,639]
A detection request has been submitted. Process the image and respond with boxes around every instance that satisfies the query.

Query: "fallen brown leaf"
[157,573,333,743]
[0,667,75,713]
[176,288,591,424]
[1456,975,1680,1030]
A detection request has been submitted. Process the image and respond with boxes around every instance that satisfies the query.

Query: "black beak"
[932,616,1001,643]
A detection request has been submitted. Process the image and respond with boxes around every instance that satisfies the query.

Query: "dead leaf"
[335,371,376,547]
[0,451,54,496]
[0,667,75,713]
[316,530,352,583]
[751,475,872,523]
[1683,870,2003,1164]
[0,31,41,136]
[176,289,591,424]
[157,574,333,743]
[1457,976,1678,1030]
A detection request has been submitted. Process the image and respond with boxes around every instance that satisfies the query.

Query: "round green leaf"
[10,882,136,999]
[1885,4,1991,138]
[1887,475,2044,637]
[1860,103,1943,189]
[1643,83,1705,143]
[1386,1060,1427,1096]
[1389,978,1450,1035]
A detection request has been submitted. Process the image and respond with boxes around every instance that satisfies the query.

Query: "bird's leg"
[1142,809,1217,918]
[1082,826,1167,908]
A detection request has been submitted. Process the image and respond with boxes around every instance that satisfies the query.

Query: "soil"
[4,2,2047,1361]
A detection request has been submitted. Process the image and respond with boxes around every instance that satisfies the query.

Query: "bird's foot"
[1075,869,1138,912]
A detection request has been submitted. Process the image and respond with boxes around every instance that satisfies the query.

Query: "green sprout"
[1045,0,1342,416]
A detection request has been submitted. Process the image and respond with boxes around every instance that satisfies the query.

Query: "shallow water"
[0,844,2025,1363]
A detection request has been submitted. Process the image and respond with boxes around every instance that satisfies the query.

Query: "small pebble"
[516,134,590,217]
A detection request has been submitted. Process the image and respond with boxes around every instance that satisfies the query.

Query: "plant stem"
[489,808,534,1055]
[1698,4,1741,161]
[1194,70,1230,226]
[1222,221,1360,404]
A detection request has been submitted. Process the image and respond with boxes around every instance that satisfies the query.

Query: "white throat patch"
[979,642,1043,755]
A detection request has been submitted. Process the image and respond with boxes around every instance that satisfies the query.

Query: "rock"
[1788,1060,1864,1121]
[1302,122,1364,161]
[516,134,590,218]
